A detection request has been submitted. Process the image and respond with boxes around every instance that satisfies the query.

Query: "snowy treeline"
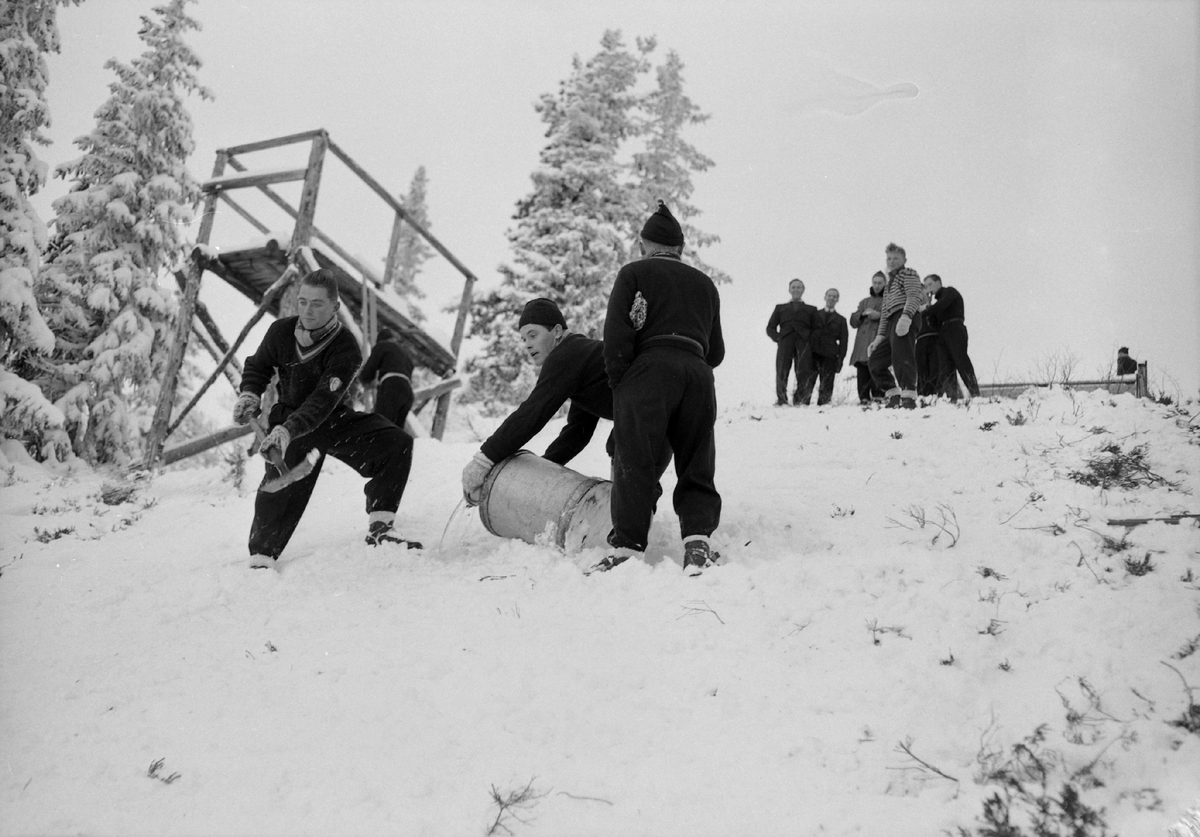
[463,30,727,409]
[0,0,82,458]
[1,0,209,465]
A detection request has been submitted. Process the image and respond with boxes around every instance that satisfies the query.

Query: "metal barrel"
[478,451,612,552]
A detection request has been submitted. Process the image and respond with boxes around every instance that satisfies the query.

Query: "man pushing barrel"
[461,299,670,507]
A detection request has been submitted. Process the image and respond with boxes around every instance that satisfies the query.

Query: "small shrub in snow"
[980,421,999,432]
[890,430,903,439]
[866,619,910,645]
[486,778,545,837]
[1122,553,1154,576]
[963,725,1112,837]
[146,757,181,785]
[1162,663,1200,737]
[98,480,136,506]
[33,525,73,543]
[887,503,960,548]
[1006,411,1029,426]
[1067,442,1175,491]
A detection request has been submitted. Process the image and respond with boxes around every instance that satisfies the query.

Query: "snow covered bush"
[0,0,81,456]
[35,0,210,464]
[462,31,727,408]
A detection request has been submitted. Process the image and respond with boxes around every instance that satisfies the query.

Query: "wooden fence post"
[144,151,227,466]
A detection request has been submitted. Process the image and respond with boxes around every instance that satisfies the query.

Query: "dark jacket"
[1116,354,1137,375]
[767,301,818,343]
[848,289,882,365]
[925,286,966,324]
[481,334,612,466]
[812,309,849,365]
[241,316,361,440]
[360,337,414,384]
[603,253,724,388]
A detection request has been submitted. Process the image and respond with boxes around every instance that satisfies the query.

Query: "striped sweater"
[877,266,924,336]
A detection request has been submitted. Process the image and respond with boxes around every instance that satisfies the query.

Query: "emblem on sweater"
[330,377,342,392]
[630,292,647,331]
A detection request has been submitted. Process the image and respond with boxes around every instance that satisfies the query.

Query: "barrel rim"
[477,449,535,537]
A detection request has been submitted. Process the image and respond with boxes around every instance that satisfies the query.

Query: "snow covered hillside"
[2,389,1198,836]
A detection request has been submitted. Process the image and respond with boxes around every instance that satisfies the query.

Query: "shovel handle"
[249,415,288,473]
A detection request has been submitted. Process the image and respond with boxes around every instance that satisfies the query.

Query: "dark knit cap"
[518,298,567,330]
[640,201,684,246]
[377,327,397,342]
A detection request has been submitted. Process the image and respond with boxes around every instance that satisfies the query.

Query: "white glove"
[232,392,260,425]
[260,425,291,461]
[461,452,494,506]
[867,335,885,357]
[895,314,912,337]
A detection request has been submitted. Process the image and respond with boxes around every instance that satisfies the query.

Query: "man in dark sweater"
[600,201,725,576]
[923,274,980,400]
[802,288,849,406]
[460,298,670,503]
[232,269,420,569]
[915,285,943,399]
[766,279,817,405]
[359,327,415,430]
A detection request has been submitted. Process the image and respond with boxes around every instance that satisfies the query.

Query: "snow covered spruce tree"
[386,165,431,322]
[0,0,81,457]
[37,0,211,464]
[463,30,653,408]
[633,49,730,285]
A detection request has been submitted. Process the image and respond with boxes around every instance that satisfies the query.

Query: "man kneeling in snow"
[233,268,421,569]
[460,298,670,507]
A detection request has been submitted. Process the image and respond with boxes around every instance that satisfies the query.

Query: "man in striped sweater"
[867,243,924,409]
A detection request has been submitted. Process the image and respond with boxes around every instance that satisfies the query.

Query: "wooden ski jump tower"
[143,129,477,467]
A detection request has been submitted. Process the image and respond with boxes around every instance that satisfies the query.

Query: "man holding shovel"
[232,268,421,570]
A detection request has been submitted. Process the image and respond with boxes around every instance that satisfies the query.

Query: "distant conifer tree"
[633,49,730,285]
[463,30,653,409]
[37,0,211,464]
[386,165,431,322]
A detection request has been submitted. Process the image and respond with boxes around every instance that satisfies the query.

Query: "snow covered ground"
[2,388,1198,836]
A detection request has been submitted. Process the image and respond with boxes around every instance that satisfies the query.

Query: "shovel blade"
[259,449,319,494]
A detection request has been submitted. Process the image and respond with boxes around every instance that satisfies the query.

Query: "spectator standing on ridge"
[868,243,924,409]
[848,272,886,404]
[923,273,980,401]
[803,288,848,406]
[460,298,671,504]
[600,201,725,576]
[1116,346,1138,376]
[915,285,943,400]
[359,327,416,430]
[232,269,422,570]
[766,279,817,406]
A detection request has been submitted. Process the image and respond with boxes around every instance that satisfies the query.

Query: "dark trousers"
[854,362,883,403]
[937,319,979,398]
[375,377,415,429]
[249,406,414,558]
[868,317,918,396]
[915,334,942,397]
[808,354,839,405]
[774,333,812,404]
[611,347,721,551]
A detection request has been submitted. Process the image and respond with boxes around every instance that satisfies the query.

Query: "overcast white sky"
[35,0,1200,403]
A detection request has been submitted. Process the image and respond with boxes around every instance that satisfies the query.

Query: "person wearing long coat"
[848,272,885,404]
